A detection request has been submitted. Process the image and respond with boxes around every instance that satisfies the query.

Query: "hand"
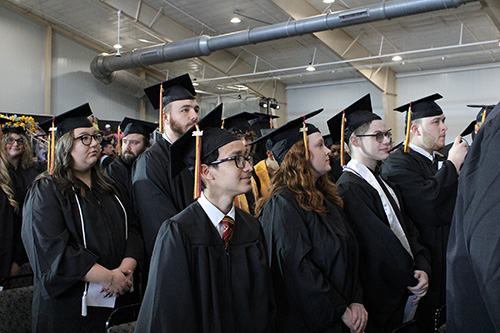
[102,268,133,297]
[407,270,429,304]
[10,262,20,277]
[349,303,368,333]
[447,136,468,174]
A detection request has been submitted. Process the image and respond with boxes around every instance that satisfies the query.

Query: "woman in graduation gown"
[22,104,143,332]
[255,110,367,333]
[0,117,23,283]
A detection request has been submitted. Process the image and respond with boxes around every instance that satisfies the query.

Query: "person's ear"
[410,123,421,136]
[200,164,215,181]
[350,135,361,148]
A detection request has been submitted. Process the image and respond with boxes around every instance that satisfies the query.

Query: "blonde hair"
[0,143,19,212]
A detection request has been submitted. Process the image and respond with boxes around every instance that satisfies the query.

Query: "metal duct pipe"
[91,0,477,83]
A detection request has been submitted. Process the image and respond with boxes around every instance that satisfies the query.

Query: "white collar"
[197,191,236,230]
[409,143,434,161]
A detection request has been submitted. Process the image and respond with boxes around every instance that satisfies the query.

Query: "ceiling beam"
[101,0,287,113]
[270,0,397,128]
[480,0,500,31]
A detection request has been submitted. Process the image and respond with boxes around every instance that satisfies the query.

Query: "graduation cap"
[249,109,323,165]
[2,115,37,135]
[460,120,476,138]
[251,112,279,129]
[222,112,260,133]
[120,117,157,137]
[394,93,443,153]
[327,94,380,165]
[466,104,496,126]
[171,104,236,199]
[144,74,196,110]
[39,103,93,138]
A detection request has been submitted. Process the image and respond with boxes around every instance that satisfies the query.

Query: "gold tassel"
[48,117,56,175]
[340,110,346,166]
[404,103,412,153]
[159,82,164,133]
[117,126,121,156]
[192,124,203,199]
[300,115,309,160]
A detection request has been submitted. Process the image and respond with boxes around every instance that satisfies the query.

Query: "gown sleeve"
[21,179,98,299]
[135,220,198,333]
[259,194,348,331]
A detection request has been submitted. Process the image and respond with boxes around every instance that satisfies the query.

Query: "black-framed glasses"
[356,129,393,143]
[75,133,103,146]
[209,154,253,169]
[6,137,26,145]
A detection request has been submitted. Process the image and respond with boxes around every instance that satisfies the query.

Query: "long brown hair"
[0,143,19,212]
[255,139,342,216]
[37,130,116,197]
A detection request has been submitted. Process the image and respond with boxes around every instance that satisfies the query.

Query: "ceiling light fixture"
[192,82,199,86]
[306,48,317,71]
[323,0,335,3]
[230,17,241,24]
[115,10,122,57]
[392,55,402,61]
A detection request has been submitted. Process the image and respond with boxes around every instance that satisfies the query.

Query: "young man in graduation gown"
[447,102,500,332]
[135,104,274,332]
[380,94,468,329]
[105,117,156,200]
[334,95,431,332]
[132,74,200,257]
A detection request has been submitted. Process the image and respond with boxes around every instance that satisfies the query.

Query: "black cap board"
[467,104,496,123]
[39,103,93,139]
[460,120,476,138]
[144,74,196,110]
[170,104,230,179]
[120,117,158,137]
[0,117,9,125]
[250,109,323,165]
[394,93,443,120]
[222,112,260,133]
[323,134,333,148]
[327,94,380,142]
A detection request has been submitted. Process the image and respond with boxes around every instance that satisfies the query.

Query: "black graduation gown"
[22,177,143,332]
[132,137,195,256]
[380,147,458,325]
[336,172,431,332]
[258,188,362,332]
[447,108,500,332]
[135,201,273,333]
[0,189,16,282]
[105,156,133,201]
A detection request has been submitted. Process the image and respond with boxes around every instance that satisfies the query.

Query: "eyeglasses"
[356,129,393,143]
[209,154,253,169]
[75,133,103,146]
[6,137,26,145]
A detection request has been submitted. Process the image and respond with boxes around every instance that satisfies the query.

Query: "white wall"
[287,65,500,144]
[0,5,143,121]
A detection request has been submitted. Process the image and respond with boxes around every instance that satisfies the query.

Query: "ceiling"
[3,0,500,98]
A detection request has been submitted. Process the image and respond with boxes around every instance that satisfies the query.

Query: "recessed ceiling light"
[323,0,335,3]
[392,55,402,61]
[192,82,199,86]
[230,17,241,24]
[306,65,316,72]
[113,44,122,49]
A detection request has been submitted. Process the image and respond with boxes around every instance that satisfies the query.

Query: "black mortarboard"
[327,94,380,143]
[394,93,443,120]
[120,117,157,137]
[222,112,260,133]
[39,103,93,139]
[1,115,37,134]
[0,117,9,125]
[460,120,476,138]
[170,103,228,177]
[144,74,196,110]
[467,104,496,124]
[250,109,323,165]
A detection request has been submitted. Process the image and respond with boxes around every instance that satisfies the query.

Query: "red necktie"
[221,216,234,249]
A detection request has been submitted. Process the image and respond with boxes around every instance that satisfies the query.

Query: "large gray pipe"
[91,0,477,83]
